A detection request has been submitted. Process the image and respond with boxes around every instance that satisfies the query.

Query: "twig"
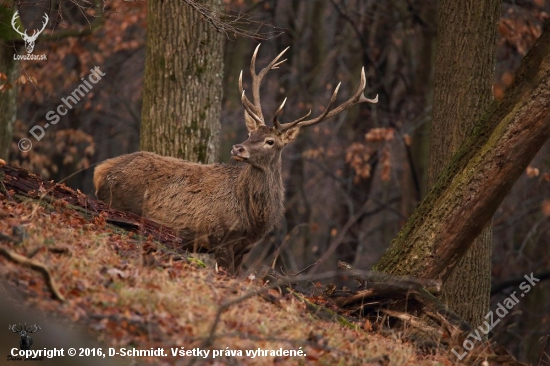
[292,259,321,277]
[270,223,310,268]
[182,0,283,40]
[0,246,66,302]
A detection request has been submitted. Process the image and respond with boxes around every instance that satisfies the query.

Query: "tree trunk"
[409,1,437,200]
[428,0,500,326]
[373,20,550,283]
[140,0,224,163]
[0,6,19,160]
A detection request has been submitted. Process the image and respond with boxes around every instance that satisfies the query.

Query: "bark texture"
[141,0,224,163]
[428,0,500,326]
[0,6,19,160]
[373,20,550,282]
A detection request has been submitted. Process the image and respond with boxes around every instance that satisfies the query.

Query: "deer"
[11,11,49,54]
[9,323,41,350]
[93,44,378,274]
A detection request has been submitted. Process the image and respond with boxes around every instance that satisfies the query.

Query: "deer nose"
[233,145,245,153]
[231,144,250,160]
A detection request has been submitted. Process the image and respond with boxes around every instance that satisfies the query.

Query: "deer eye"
[266,139,275,146]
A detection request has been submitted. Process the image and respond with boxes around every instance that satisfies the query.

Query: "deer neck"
[238,159,283,200]
[236,158,284,233]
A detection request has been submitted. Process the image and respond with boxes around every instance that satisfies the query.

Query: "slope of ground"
[0,164,462,366]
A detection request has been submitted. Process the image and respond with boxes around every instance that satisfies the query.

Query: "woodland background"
[1,0,549,363]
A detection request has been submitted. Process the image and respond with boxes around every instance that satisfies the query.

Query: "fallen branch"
[378,308,442,337]
[333,261,470,337]
[337,260,442,295]
[0,246,65,302]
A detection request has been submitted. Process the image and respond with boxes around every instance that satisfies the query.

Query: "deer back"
[94,151,284,249]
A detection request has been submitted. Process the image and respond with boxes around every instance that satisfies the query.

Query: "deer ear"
[281,126,301,145]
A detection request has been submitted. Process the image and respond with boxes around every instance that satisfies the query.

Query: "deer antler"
[25,324,41,333]
[9,324,22,333]
[26,13,49,41]
[240,44,289,127]
[240,45,378,133]
[11,11,26,38]
[277,67,378,131]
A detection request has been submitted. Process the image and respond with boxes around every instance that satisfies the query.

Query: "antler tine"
[42,13,49,27]
[239,72,256,113]
[238,70,244,94]
[28,324,41,333]
[257,46,290,77]
[241,90,263,126]
[249,44,261,81]
[278,83,340,131]
[272,97,287,130]
[240,70,265,127]
[354,67,379,104]
[272,59,287,69]
[9,324,22,332]
[249,44,290,123]
[278,110,312,131]
[34,13,48,36]
[11,11,26,37]
[284,67,378,130]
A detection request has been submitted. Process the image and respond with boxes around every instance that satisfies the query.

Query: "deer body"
[95,146,284,272]
[94,45,377,273]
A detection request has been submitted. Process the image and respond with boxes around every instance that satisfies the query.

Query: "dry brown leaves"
[0,189,453,365]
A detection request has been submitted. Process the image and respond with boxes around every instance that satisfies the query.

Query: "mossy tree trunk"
[0,5,19,160]
[427,0,500,327]
[141,0,224,163]
[373,20,550,285]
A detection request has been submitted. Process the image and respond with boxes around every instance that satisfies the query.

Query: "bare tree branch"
[182,0,283,40]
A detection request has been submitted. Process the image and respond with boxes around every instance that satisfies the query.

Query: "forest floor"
[0,164,463,366]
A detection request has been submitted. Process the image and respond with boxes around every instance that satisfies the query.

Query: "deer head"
[232,44,378,169]
[11,11,49,54]
[9,323,41,350]
[93,44,379,274]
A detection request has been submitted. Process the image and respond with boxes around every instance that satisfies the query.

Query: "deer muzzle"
[231,144,250,162]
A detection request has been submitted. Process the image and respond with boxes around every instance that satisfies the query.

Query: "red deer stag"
[94,44,378,273]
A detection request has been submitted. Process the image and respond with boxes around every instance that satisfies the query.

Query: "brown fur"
[94,126,292,273]
[94,46,376,273]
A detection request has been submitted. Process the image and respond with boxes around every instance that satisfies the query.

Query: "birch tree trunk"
[141,0,224,163]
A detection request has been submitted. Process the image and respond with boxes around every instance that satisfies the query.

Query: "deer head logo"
[11,11,49,54]
[9,323,41,350]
